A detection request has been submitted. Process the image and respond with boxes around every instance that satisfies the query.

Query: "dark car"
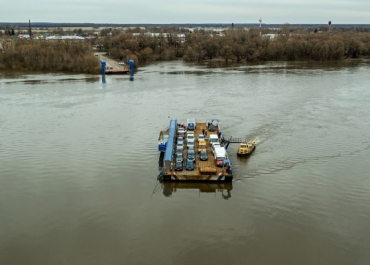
[208,124,215,131]
[175,160,183,171]
[187,149,196,163]
[199,151,208,161]
[185,159,195,170]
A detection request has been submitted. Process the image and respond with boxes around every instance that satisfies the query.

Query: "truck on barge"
[157,118,233,182]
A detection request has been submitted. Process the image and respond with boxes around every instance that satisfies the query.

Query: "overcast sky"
[2,0,370,24]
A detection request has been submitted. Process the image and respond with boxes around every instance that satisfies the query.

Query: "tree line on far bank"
[99,26,370,64]
[1,26,369,73]
[0,40,99,73]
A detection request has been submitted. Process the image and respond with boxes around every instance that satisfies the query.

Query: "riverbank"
[101,29,370,64]
[201,55,370,63]
[1,35,369,74]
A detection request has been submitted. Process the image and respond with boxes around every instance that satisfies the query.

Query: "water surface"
[1,60,370,265]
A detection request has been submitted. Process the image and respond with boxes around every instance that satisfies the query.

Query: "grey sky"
[2,0,370,24]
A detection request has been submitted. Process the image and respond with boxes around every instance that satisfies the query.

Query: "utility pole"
[328,20,331,36]
[259,18,262,36]
[28,19,32,40]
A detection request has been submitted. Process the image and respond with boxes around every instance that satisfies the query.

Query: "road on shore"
[94,52,126,71]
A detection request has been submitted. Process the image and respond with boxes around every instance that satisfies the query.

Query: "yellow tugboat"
[237,141,256,157]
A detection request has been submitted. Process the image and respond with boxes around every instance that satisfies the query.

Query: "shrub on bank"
[0,40,100,73]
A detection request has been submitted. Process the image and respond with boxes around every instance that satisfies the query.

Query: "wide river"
[1,60,370,265]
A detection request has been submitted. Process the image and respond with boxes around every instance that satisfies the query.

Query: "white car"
[177,142,184,150]
[178,127,186,134]
[187,139,195,149]
[198,134,205,142]
[118,62,125,66]
[186,133,194,142]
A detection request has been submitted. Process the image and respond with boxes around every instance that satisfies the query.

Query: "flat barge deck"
[158,119,233,182]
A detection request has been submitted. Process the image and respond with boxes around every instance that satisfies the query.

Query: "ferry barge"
[157,118,233,182]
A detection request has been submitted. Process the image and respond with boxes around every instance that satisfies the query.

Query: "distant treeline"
[100,27,370,63]
[0,40,100,73]
[1,22,370,29]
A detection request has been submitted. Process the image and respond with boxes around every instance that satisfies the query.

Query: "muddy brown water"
[1,60,370,265]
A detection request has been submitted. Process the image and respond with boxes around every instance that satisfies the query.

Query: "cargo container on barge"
[157,118,233,182]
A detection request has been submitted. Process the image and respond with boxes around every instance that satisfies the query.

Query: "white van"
[214,147,227,167]
[211,143,221,154]
[209,134,219,146]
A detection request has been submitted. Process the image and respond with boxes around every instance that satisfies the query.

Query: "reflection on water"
[165,71,210,75]
[0,75,100,85]
[85,77,100,83]
[158,181,233,199]
[20,80,50,85]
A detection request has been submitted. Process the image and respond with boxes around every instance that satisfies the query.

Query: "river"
[1,60,370,265]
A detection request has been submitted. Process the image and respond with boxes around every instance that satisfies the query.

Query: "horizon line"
[1,22,370,26]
